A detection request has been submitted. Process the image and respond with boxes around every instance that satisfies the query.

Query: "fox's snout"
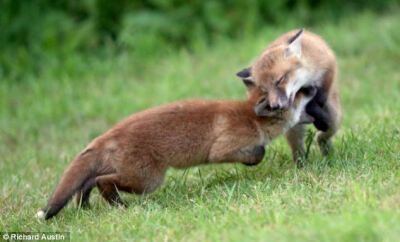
[268,96,289,111]
[267,88,290,111]
[254,96,287,117]
[254,92,289,117]
[254,86,316,117]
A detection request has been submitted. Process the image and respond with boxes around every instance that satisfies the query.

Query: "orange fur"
[38,85,314,219]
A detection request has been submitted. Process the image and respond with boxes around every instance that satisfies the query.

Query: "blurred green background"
[1,0,399,82]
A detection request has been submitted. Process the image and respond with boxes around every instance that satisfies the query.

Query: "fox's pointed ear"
[236,67,254,87]
[285,29,303,57]
[236,67,252,80]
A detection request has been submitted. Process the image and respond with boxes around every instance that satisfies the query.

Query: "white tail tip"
[35,210,45,219]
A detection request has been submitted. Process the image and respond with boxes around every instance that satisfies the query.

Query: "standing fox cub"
[36,82,316,219]
[237,29,342,162]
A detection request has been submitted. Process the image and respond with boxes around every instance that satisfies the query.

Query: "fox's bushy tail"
[37,149,99,219]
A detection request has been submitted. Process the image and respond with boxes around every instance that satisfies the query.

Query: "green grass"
[1,11,400,241]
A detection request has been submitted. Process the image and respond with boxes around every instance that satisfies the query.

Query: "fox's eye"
[276,73,287,86]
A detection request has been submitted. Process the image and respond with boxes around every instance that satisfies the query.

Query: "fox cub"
[36,81,316,219]
[237,29,342,162]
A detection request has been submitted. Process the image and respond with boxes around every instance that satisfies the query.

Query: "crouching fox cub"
[36,83,316,220]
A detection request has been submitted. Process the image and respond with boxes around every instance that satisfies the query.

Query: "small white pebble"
[35,210,45,219]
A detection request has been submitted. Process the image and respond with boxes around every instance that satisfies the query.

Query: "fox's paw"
[317,133,333,156]
[242,146,265,166]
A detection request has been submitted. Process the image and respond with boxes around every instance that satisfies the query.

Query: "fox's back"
[96,99,251,167]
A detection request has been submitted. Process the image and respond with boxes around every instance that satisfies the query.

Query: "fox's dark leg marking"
[313,86,327,106]
[304,87,330,132]
[242,146,265,166]
[300,88,329,132]
[209,142,266,166]
[306,100,329,132]
[308,69,342,156]
[303,85,341,155]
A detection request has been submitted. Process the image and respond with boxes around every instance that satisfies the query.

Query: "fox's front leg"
[211,146,265,166]
[240,146,265,166]
[208,138,265,166]
[286,124,306,164]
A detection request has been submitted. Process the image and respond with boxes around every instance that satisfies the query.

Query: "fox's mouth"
[256,110,284,118]
[254,96,288,117]
[254,98,285,117]
[298,86,317,97]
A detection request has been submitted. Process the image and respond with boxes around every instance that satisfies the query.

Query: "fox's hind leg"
[96,161,166,206]
[96,173,130,206]
[75,177,96,209]
[96,174,128,207]
[317,94,342,155]
[316,88,342,156]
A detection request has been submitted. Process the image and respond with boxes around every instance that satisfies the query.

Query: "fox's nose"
[268,103,281,111]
